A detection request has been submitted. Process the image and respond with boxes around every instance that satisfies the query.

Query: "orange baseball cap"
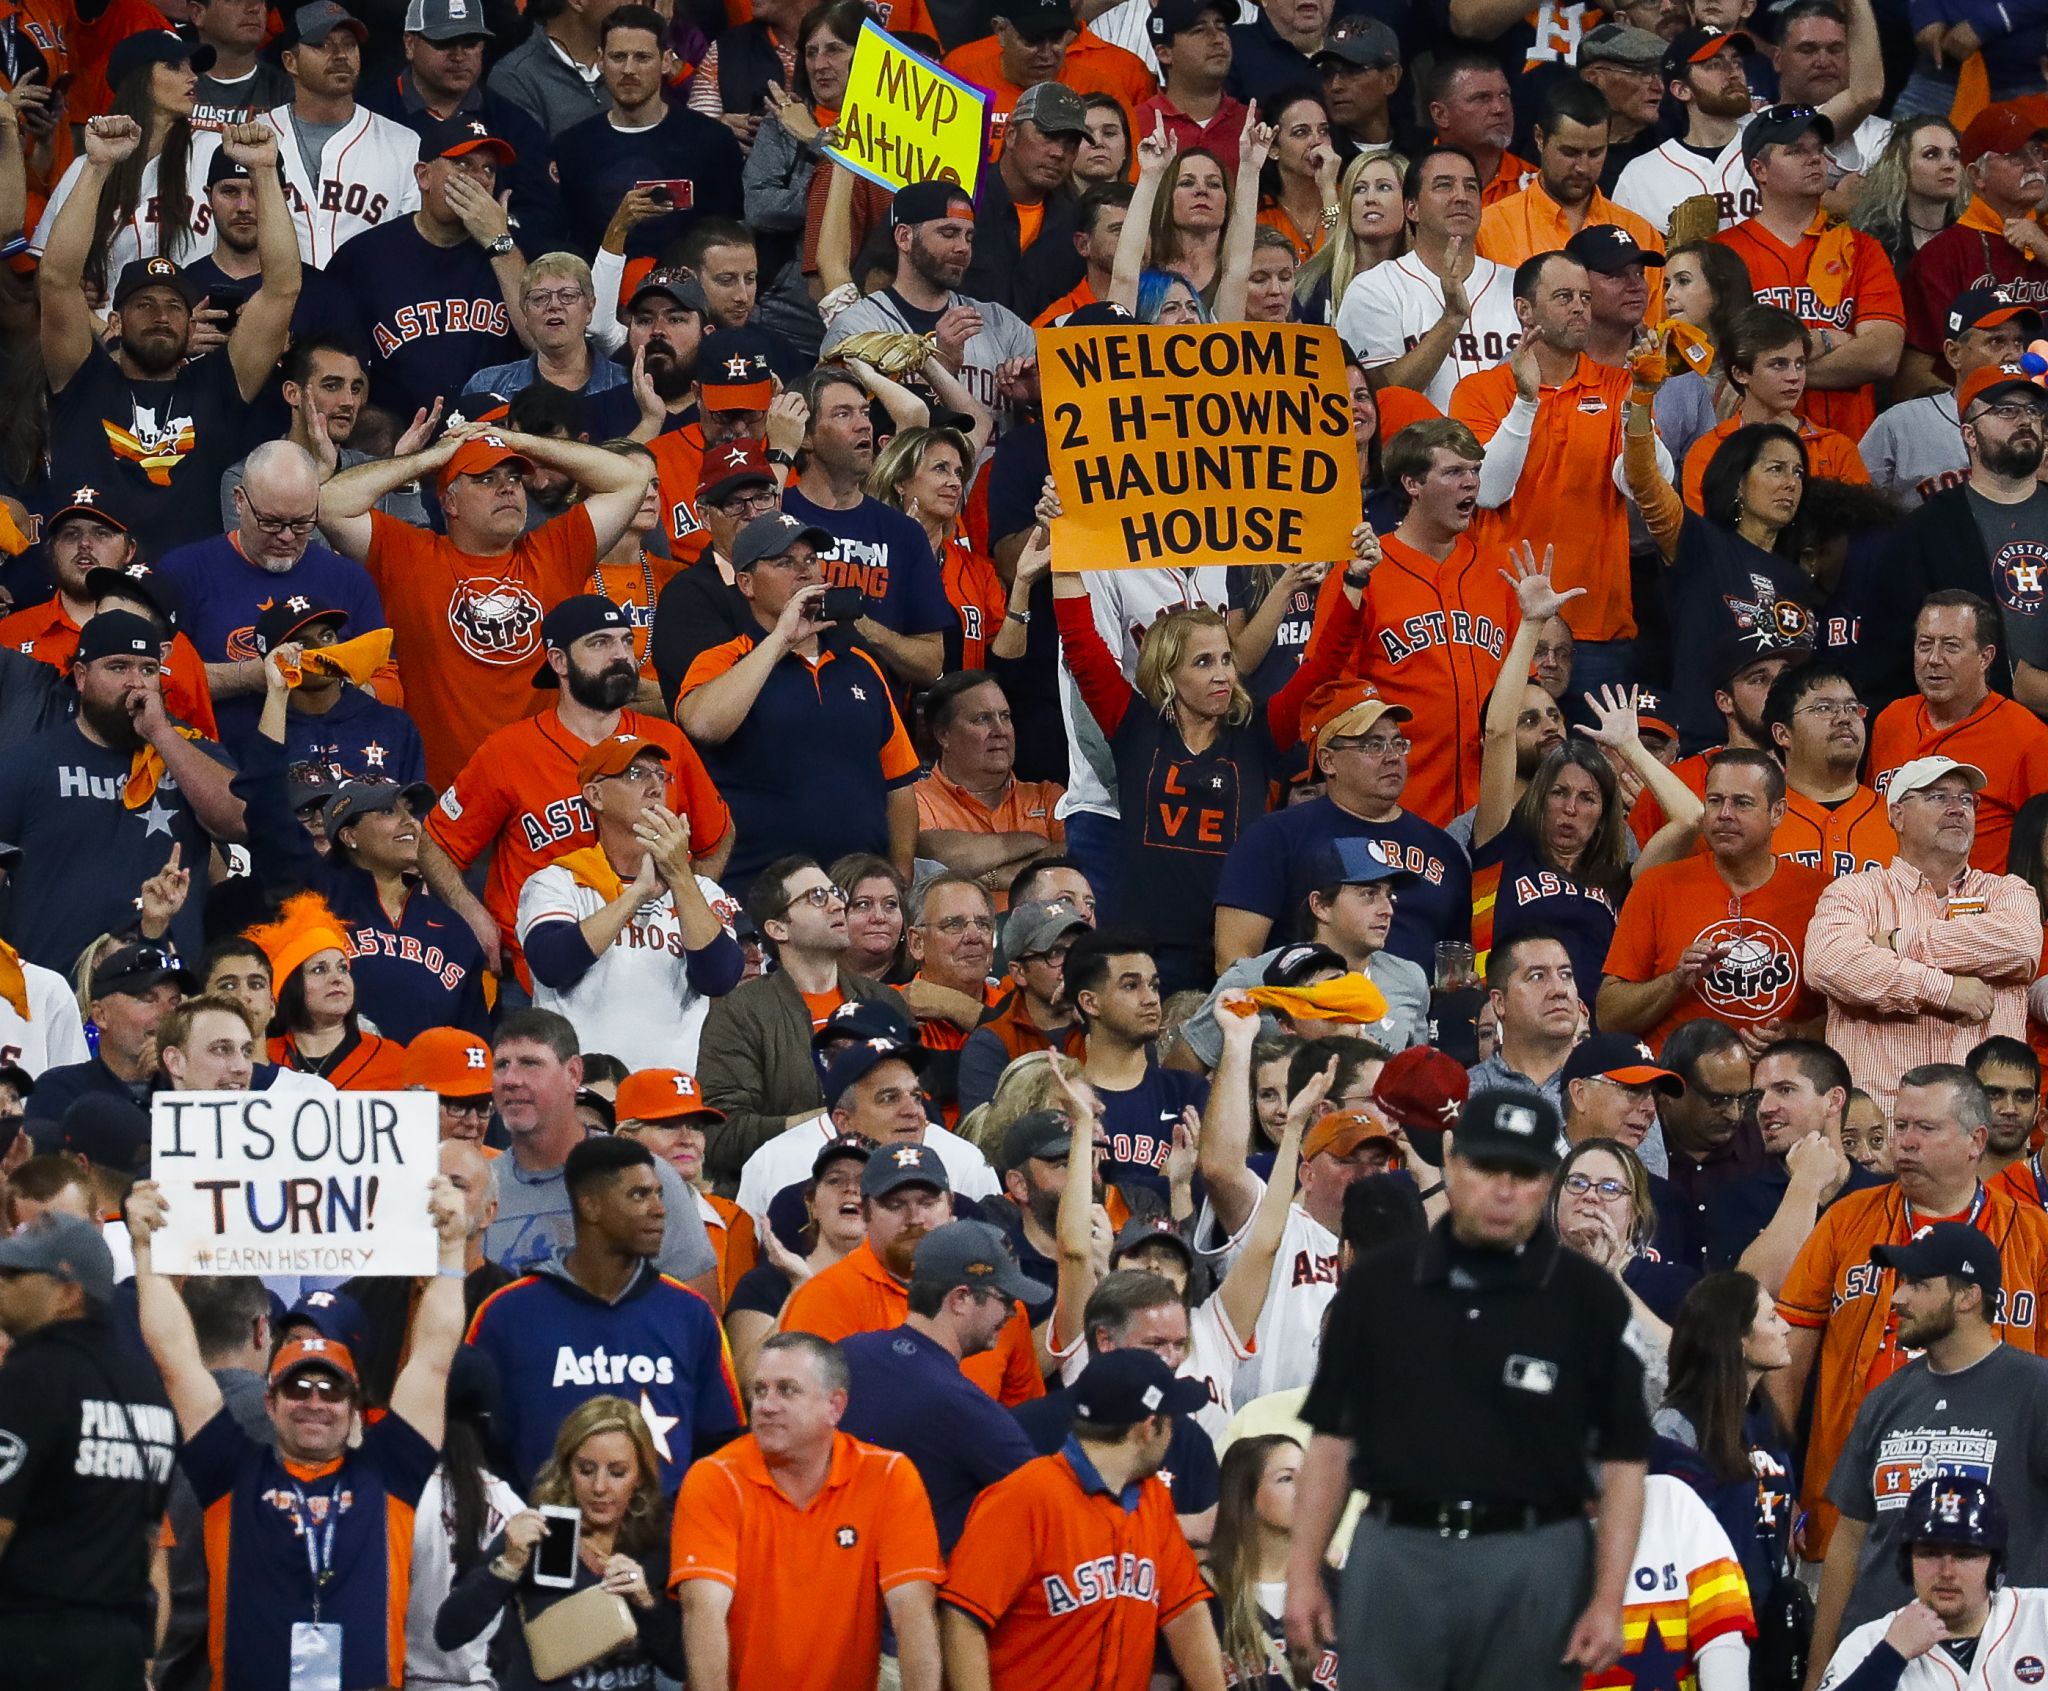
[1301,1109,1400,1163]
[576,733,671,785]
[616,1069,725,1124]
[1301,680,1413,758]
[438,432,534,493]
[403,1026,494,1097]
[268,1333,358,1387]
[1957,360,2044,415]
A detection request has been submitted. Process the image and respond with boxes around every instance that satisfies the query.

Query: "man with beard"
[782,1142,1045,1405]
[0,613,244,969]
[40,117,300,558]
[423,594,731,991]
[160,440,401,748]
[1612,28,1764,233]
[643,324,806,558]
[1808,1227,2048,1665]
[613,266,704,429]
[820,180,1036,419]
[1887,366,2048,717]
[1448,678,1565,851]
[1969,1036,2040,1185]
[1762,663,1897,878]
[185,148,352,340]
[992,1107,1111,1291]
[516,733,743,1072]
[1627,643,1803,847]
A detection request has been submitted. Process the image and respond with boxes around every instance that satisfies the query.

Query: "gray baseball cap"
[1010,82,1088,137]
[732,511,834,573]
[913,1219,1051,1305]
[999,898,1089,970]
[0,1213,115,1306]
[1578,21,1667,65]
[403,0,493,37]
[1315,19,1399,68]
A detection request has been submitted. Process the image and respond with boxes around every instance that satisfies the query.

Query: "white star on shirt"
[141,798,176,838]
[638,1390,679,1463]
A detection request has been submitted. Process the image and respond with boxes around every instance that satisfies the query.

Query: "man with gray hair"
[160,436,401,747]
[462,251,637,435]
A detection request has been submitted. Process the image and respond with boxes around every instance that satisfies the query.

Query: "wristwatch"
[1007,604,1033,625]
[765,448,798,468]
[485,233,515,258]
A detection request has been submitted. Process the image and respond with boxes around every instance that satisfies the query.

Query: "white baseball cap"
[1887,755,1987,800]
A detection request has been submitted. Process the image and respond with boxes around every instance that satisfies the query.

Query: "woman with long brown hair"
[1204,1434,1340,1688]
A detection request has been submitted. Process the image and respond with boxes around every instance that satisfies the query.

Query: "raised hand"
[82,114,143,166]
[1440,234,1474,317]
[219,120,279,169]
[1499,538,1583,622]
[1136,109,1177,180]
[139,845,191,935]
[1581,683,1649,751]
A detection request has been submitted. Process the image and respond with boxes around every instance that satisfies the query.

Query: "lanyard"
[290,1478,342,1622]
[1902,1184,1986,1238]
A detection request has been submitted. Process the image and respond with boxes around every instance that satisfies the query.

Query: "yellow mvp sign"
[826,21,988,194]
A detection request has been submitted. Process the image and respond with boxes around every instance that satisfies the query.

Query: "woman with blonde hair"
[436,1394,683,1690]
[1850,115,1967,280]
[1204,1434,1340,1687]
[1048,504,1376,991]
[1295,148,1407,324]
[867,425,1013,670]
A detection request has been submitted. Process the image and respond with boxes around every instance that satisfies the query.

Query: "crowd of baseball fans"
[9,0,2048,1685]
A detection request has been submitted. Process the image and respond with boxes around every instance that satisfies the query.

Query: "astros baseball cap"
[891,179,977,228]
[107,30,213,88]
[1264,942,1348,989]
[402,1025,494,1096]
[1871,1220,2002,1301]
[1009,82,1088,137]
[417,113,517,167]
[1741,103,1835,164]
[1946,286,2042,340]
[280,0,368,49]
[628,266,708,314]
[1661,25,1750,84]
[1301,1109,1401,1163]
[823,1036,930,1108]
[1301,680,1411,758]
[860,1141,951,1198]
[1887,754,1988,799]
[0,1213,115,1306]
[1452,1087,1563,1171]
[267,1333,360,1389]
[698,444,775,508]
[87,561,185,633]
[534,594,631,688]
[1001,1108,1076,1171]
[283,1287,371,1359]
[324,778,436,837]
[1314,18,1399,67]
[616,1068,725,1124]
[1071,1347,1208,1424]
[914,1219,1050,1304]
[1561,1033,1686,1095]
[1577,22,1665,66]
[404,0,493,39]
[1371,1045,1470,1169]
[72,609,161,668]
[813,1132,874,1179]
[254,596,348,655]
[1957,361,2046,414]
[698,325,777,410]
[46,484,129,536]
[112,255,199,311]
[1110,1215,1196,1275]
[1564,224,1665,274]
[732,510,833,572]
[1961,101,2048,165]
[812,998,920,1051]
[575,733,671,785]
[1000,897,1090,969]
[1149,0,1233,42]
[438,432,533,493]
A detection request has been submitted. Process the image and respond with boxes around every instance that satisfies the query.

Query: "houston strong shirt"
[360,505,599,786]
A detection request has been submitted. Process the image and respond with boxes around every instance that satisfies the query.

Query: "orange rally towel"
[275,630,394,690]
[1226,973,1391,1026]
[124,725,202,809]
[0,938,27,1020]
[1806,220,1859,312]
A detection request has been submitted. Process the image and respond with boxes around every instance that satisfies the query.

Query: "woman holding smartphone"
[435,1396,684,1689]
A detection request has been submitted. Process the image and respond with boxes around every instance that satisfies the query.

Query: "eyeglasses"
[277,1374,352,1402]
[524,288,588,310]
[715,488,781,517]
[931,914,996,936]
[1561,1174,1629,1200]
[1696,1086,1761,1114]
[785,883,849,913]
[241,493,319,536]
[1969,400,2048,423]
[1331,735,1411,758]
[1902,788,1978,811]
[439,1096,492,1117]
[1793,699,1867,720]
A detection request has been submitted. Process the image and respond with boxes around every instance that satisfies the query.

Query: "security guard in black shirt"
[1285,1087,1652,1691]
[0,1213,176,1691]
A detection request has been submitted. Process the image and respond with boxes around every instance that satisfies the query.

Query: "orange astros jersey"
[1867,690,2048,873]
[1772,785,1897,879]
[1317,529,1518,826]
[1711,216,1903,440]
[940,1450,1213,1691]
[1777,1180,2048,1557]
[1992,1153,2048,1210]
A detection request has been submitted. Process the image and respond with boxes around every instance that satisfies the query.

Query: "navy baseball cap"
[283,1286,373,1360]
[1071,1348,1207,1424]
[417,113,516,167]
[629,266,709,314]
[1264,942,1347,988]
[87,561,184,633]
[698,325,778,409]
[1063,301,1134,327]
[823,1037,929,1108]
[732,510,832,572]
[46,484,129,536]
[1111,1214,1196,1273]
[1662,25,1751,85]
[51,1094,151,1174]
[1561,1033,1685,1095]
[1451,1088,1563,1172]
[812,998,920,1051]
[1315,18,1399,67]
[72,609,161,669]
[1871,1221,2002,1302]
[812,1132,874,1179]
[1948,284,2043,339]
[891,179,977,228]
[90,941,196,1000]
[860,1141,951,1198]
[1742,103,1836,164]
[914,1219,1050,1304]
[534,594,631,688]
[325,778,435,836]
[1564,224,1665,274]
[254,595,348,655]
[112,255,199,312]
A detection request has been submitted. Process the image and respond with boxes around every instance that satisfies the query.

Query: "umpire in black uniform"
[1284,1088,1651,1689]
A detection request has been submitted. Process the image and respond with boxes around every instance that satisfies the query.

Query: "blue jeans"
[1564,637,1642,729]
[1062,809,1121,923]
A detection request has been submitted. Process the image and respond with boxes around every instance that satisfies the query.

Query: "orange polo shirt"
[943,29,1157,151]
[779,1239,1045,1405]
[1449,352,1637,641]
[0,597,220,737]
[670,1431,943,1691]
[912,767,1066,912]
[1680,413,1870,511]
[1475,179,1667,322]
[1867,689,2048,872]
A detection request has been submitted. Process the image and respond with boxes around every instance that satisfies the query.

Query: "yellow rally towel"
[275,630,394,690]
[1805,218,1858,312]
[552,844,625,901]
[1226,973,1391,1026]
[124,725,202,809]
[0,503,28,557]
[0,937,28,1021]
[1655,318,1716,378]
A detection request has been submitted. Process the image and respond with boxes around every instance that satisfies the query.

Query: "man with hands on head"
[127,1171,470,1691]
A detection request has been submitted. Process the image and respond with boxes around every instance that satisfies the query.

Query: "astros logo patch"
[1995,542,2048,618]
[1694,918,1799,1019]
[835,1525,858,1548]
[447,577,544,664]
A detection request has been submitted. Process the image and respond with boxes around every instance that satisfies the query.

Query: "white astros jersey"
[1196,1189,1337,1401]
[1822,1586,2048,1689]
[1611,134,1758,239]
[260,103,423,265]
[0,956,90,1076]
[1336,253,1523,410]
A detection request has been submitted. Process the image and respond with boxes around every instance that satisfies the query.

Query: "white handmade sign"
[150,1091,438,1276]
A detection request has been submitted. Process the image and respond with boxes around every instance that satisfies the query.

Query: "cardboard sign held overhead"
[150,1091,439,1276]
[826,20,987,194]
[1039,323,1362,571]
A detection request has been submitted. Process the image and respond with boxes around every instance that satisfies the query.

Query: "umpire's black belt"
[1367,1497,1581,1537]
